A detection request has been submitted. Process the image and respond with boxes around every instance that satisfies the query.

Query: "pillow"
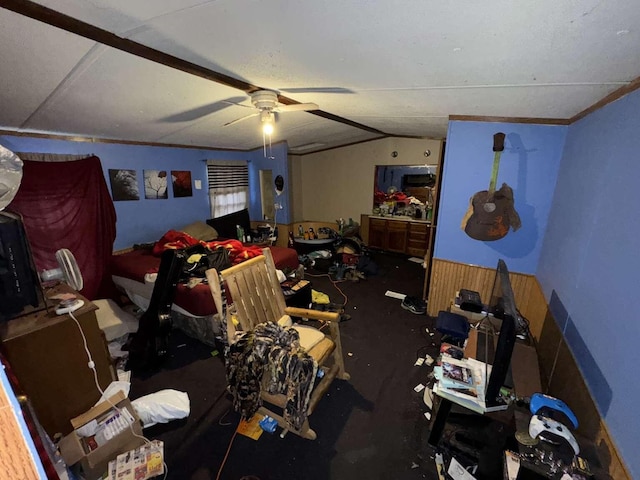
[179,221,218,241]
[93,299,139,341]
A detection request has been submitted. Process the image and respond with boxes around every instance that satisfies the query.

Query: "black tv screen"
[484,259,518,406]
[0,211,44,321]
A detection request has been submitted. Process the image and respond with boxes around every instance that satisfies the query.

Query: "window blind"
[206,161,248,189]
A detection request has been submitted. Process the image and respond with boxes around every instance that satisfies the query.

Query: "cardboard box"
[450,302,488,324]
[59,391,145,480]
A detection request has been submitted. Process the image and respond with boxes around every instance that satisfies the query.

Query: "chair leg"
[328,321,350,380]
[257,407,317,440]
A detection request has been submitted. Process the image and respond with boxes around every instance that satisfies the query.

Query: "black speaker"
[459,289,483,313]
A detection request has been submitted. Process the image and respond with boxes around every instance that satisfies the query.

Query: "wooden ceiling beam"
[0,0,388,137]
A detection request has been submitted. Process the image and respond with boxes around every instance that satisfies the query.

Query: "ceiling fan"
[223,90,319,127]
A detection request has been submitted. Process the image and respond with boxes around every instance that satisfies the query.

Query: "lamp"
[261,110,275,158]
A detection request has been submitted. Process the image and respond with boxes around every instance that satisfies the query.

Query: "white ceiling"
[0,0,638,153]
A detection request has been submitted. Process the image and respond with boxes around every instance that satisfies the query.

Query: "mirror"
[374,165,437,214]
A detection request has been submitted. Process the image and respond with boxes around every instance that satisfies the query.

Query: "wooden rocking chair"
[205,248,349,440]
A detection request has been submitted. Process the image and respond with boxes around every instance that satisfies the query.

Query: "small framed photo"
[144,170,168,199]
[171,170,193,197]
[108,169,139,201]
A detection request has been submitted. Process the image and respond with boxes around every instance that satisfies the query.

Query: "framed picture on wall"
[108,169,140,201]
[144,170,168,199]
[171,170,193,197]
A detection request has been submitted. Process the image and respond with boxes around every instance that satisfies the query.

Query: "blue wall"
[0,135,289,250]
[247,142,290,226]
[435,121,567,274]
[537,90,640,478]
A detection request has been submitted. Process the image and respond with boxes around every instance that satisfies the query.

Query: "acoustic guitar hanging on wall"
[461,132,521,241]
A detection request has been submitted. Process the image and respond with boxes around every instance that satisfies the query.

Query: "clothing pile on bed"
[153,229,264,266]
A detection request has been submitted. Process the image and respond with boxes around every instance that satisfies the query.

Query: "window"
[206,160,249,218]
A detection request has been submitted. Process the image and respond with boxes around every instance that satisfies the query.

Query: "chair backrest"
[218,248,287,332]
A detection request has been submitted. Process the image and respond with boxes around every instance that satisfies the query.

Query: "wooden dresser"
[0,284,116,438]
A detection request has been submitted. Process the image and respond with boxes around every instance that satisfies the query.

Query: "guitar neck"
[488,132,506,195]
[488,150,502,195]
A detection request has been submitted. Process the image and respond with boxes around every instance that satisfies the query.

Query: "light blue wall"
[537,89,640,478]
[247,141,290,226]
[0,135,289,250]
[434,121,567,274]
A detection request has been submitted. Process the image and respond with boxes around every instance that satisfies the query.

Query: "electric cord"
[215,419,241,480]
[69,310,169,480]
[304,272,349,308]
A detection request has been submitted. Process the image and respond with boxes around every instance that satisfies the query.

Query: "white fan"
[223,90,319,127]
[40,248,84,291]
[0,145,23,211]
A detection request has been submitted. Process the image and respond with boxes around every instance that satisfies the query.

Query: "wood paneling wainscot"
[427,257,632,480]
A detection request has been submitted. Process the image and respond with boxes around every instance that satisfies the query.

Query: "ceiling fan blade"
[160,102,232,122]
[159,97,248,122]
[276,102,319,113]
[280,87,355,94]
[222,98,255,109]
[223,112,260,127]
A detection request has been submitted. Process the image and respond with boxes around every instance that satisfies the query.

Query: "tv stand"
[428,328,542,446]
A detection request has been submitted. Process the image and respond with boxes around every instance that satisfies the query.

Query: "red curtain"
[8,156,117,300]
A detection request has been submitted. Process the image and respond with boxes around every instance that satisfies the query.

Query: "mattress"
[111,246,299,317]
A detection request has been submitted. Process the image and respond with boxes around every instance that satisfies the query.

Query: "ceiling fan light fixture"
[260,110,275,158]
[260,110,275,135]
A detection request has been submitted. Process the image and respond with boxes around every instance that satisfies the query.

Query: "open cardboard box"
[59,391,145,480]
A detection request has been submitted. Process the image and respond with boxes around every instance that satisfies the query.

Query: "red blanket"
[152,230,264,264]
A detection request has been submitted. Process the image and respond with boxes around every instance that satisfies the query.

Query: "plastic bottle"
[298,224,304,237]
[236,224,244,241]
[288,231,295,248]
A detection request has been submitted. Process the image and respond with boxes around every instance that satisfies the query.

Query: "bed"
[110,212,299,345]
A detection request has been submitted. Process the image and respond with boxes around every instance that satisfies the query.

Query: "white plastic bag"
[131,389,190,428]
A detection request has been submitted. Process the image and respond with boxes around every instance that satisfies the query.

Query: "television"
[0,211,46,321]
[483,259,518,407]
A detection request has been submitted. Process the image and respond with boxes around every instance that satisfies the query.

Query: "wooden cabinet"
[0,284,116,437]
[407,222,431,257]
[364,216,430,256]
[368,218,387,250]
[386,220,409,253]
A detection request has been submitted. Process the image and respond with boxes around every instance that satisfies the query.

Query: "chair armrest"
[284,306,340,323]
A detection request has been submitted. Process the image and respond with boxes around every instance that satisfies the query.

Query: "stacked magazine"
[433,353,494,414]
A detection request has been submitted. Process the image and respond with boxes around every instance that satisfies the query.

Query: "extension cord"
[56,299,84,315]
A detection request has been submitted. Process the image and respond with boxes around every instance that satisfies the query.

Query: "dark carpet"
[128,252,453,480]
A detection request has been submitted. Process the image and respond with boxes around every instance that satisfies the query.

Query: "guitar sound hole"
[483,202,496,213]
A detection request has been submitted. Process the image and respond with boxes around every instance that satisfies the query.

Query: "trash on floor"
[448,456,477,480]
[237,413,265,440]
[384,290,406,300]
[131,389,190,428]
[423,388,434,409]
[312,289,330,304]
[259,415,278,433]
[414,383,426,393]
